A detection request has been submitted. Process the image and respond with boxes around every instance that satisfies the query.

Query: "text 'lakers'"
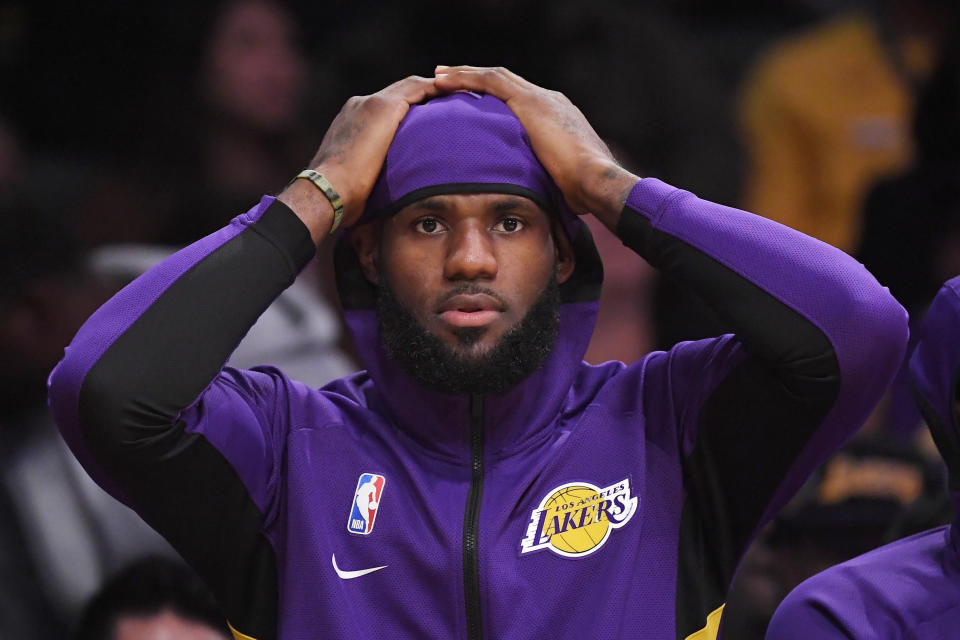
[520,479,637,557]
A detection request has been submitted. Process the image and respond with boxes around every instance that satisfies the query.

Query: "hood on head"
[363,92,576,233]
[333,92,604,461]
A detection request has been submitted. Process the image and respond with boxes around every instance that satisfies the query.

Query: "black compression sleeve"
[617,206,841,639]
[77,200,315,640]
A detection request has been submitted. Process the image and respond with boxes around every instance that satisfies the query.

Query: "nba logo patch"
[347,473,386,535]
[520,478,637,557]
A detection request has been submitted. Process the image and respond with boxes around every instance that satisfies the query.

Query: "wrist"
[581,159,641,231]
[278,179,335,246]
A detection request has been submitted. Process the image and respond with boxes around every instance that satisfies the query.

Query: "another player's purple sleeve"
[765,575,865,638]
[765,526,960,639]
[910,276,960,484]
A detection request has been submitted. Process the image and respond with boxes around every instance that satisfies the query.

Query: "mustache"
[436,283,508,308]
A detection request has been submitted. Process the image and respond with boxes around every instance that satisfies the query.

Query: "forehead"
[394,193,550,218]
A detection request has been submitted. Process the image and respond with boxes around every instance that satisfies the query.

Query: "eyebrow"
[411,197,450,212]
[492,197,536,212]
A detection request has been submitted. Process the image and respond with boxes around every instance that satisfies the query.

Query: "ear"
[553,223,576,284]
[350,221,383,285]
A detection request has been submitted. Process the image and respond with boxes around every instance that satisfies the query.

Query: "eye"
[493,217,524,233]
[413,217,446,234]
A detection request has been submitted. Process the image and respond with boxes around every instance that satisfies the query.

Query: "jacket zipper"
[463,393,484,640]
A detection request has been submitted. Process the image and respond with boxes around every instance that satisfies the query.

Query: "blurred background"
[2,0,959,637]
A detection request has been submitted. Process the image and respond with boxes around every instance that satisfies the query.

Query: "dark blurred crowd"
[2,0,959,637]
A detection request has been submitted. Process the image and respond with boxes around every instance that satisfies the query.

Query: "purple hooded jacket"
[766,277,960,640]
[48,94,907,640]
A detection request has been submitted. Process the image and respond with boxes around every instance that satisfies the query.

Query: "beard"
[376,272,561,396]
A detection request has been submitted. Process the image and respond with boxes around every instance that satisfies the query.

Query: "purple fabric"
[766,526,960,639]
[47,196,277,510]
[910,277,960,514]
[365,93,575,230]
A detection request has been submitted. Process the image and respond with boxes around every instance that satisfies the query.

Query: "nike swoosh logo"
[332,553,388,579]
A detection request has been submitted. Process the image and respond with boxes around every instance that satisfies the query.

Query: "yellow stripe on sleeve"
[684,604,725,640]
[228,621,259,640]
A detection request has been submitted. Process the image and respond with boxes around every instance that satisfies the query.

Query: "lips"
[437,293,505,328]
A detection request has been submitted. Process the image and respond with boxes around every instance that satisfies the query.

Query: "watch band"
[290,169,345,234]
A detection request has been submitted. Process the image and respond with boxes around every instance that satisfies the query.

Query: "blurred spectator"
[72,0,312,248]
[152,0,311,245]
[739,0,951,253]
[75,556,230,640]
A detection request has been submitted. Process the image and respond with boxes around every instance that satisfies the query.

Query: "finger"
[436,65,533,89]
[433,66,520,101]
[384,75,444,105]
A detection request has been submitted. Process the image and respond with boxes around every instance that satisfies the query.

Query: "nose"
[444,223,498,281]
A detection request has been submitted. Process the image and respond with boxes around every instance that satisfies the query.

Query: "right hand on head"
[280,76,442,242]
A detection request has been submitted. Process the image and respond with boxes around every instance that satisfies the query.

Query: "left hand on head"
[434,65,640,227]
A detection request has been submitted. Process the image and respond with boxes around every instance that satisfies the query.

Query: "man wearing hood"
[49,67,907,640]
[766,276,960,639]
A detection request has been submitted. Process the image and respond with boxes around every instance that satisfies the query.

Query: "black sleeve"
[52,199,316,640]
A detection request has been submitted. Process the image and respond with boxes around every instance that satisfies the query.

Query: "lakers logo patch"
[520,478,637,557]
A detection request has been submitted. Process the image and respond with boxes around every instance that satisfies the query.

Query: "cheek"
[381,243,441,313]
[499,238,556,300]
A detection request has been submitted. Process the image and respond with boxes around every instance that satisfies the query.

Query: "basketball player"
[765,276,960,639]
[49,66,907,639]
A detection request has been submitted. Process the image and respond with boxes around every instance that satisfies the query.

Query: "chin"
[449,325,511,354]
[451,343,497,362]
